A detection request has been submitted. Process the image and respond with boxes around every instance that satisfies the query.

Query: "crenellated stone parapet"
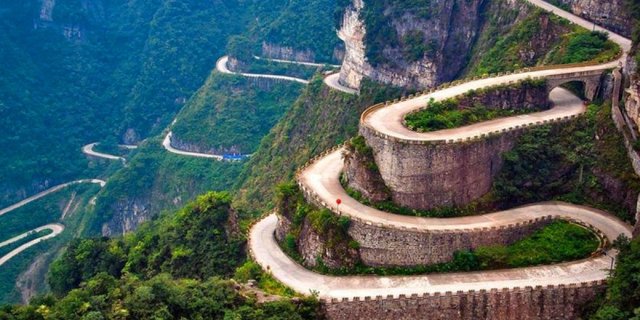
[323,281,607,320]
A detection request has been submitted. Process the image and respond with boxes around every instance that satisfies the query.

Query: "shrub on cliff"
[588,236,640,320]
[49,192,245,296]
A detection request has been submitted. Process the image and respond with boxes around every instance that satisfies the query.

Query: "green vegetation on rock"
[545,31,621,64]
[0,192,321,319]
[247,0,343,62]
[51,192,245,296]
[361,0,434,65]
[234,77,410,215]
[404,98,534,133]
[493,103,640,223]
[92,139,242,234]
[171,72,302,154]
[587,236,640,320]
[468,9,619,76]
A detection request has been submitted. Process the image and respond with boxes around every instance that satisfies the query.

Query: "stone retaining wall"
[348,215,553,266]
[322,281,606,320]
[298,182,561,266]
[360,127,523,210]
[357,79,586,210]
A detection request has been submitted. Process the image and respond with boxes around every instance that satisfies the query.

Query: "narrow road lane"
[0,224,64,266]
[0,179,105,217]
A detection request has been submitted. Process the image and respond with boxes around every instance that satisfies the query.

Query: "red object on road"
[336,199,342,205]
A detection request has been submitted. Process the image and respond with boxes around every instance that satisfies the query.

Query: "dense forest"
[0,193,321,319]
[1,0,640,318]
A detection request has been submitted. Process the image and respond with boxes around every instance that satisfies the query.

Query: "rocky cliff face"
[261,42,345,64]
[551,0,631,38]
[343,143,391,202]
[337,0,536,89]
[261,42,316,62]
[34,0,105,41]
[101,198,150,236]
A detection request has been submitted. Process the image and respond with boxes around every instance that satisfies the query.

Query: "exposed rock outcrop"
[170,134,243,156]
[343,140,391,202]
[101,198,150,236]
[261,42,317,63]
[551,0,631,38]
[337,0,535,90]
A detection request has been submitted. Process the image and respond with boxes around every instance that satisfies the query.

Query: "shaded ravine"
[249,0,634,301]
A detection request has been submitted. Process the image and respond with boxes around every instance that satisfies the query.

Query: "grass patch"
[545,31,621,65]
[404,98,536,132]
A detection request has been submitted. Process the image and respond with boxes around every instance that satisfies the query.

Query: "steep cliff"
[170,73,301,155]
[548,0,631,38]
[339,0,491,89]
[337,0,553,89]
[95,139,242,235]
[275,184,360,269]
[352,81,550,210]
[233,77,408,214]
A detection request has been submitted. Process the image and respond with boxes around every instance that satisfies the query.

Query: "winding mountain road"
[252,211,630,299]
[0,179,105,217]
[0,179,106,266]
[323,73,358,95]
[162,132,224,160]
[216,56,310,84]
[0,224,64,266]
[168,54,337,160]
[249,0,634,301]
[82,143,125,162]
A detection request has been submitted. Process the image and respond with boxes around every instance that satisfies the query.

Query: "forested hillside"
[0,0,245,207]
[2,0,640,317]
[0,193,321,319]
[0,0,348,304]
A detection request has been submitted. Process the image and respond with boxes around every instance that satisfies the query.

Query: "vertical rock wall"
[551,0,631,38]
[337,0,533,90]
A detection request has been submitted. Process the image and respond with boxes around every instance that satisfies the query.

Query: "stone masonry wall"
[322,281,606,320]
[355,83,550,210]
[298,182,558,267]
[361,127,523,210]
[348,215,553,266]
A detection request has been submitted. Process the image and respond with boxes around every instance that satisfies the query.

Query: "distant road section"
[0,224,64,266]
[82,143,126,162]
[162,132,223,160]
[216,56,309,84]
[323,72,358,95]
[253,55,341,68]
[0,179,105,217]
